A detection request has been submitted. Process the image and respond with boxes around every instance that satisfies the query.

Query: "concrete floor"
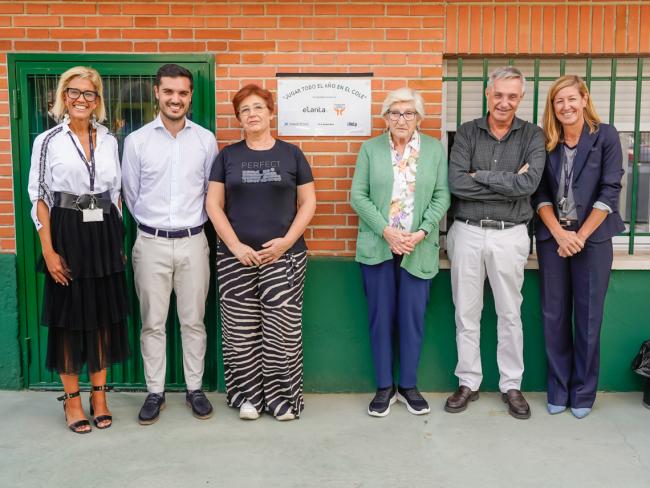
[0,391,649,488]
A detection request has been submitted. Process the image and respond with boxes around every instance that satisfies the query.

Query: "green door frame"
[8,53,219,390]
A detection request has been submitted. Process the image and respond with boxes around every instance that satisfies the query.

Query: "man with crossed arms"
[445,66,546,419]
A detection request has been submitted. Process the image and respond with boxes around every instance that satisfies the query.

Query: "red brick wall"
[0,1,647,255]
[446,1,650,55]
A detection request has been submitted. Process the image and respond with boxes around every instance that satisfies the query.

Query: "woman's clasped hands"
[555,229,585,257]
[231,241,262,267]
[383,226,426,255]
[231,237,292,266]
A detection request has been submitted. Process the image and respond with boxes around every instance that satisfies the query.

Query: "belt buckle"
[480,219,501,229]
[73,193,96,211]
[559,218,573,228]
[72,193,97,211]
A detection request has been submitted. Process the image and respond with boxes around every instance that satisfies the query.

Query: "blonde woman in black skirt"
[27,67,129,433]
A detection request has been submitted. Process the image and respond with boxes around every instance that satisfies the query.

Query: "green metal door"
[9,54,220,390]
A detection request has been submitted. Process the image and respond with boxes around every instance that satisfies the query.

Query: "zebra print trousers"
[216,251,307,418]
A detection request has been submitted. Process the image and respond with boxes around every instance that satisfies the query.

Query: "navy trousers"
[360,255,432,389]
[537,237,613,408]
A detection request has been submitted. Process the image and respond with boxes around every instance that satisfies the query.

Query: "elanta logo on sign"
[334,104,346,116]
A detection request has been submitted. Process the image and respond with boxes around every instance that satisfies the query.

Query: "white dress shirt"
[121,115,217,230]
[27,120,121,230]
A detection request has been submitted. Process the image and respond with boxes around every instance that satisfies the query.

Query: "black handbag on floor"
[631,340,650,408]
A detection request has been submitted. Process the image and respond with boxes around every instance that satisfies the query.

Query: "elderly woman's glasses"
[386,110,417,121]
[239,104,267,118]
[65,88,99,102]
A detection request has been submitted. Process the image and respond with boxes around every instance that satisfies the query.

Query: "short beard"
[159,102,189,122]
[161,111,185,121]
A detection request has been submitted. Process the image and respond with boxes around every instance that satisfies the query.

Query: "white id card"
[83,208,104,222]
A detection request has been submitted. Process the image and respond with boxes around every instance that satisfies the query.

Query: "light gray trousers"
[447,221,529,392]
[132,229,210,393]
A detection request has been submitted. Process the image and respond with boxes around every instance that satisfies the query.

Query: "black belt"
[53,191,111,214]
[559,218,578,228]
[455,217,522,230]
[138,224,203,239]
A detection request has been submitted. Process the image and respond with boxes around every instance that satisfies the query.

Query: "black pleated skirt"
[38,204,130,375]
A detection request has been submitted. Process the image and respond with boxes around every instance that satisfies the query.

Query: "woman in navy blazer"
[533,75,624,419]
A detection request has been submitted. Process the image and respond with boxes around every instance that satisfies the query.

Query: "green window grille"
[443,57,650,254]
[28,74,160,159]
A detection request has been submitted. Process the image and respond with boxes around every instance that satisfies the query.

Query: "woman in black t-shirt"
[206,84,316,421]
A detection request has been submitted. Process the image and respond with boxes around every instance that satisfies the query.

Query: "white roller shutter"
[444,57,649,132]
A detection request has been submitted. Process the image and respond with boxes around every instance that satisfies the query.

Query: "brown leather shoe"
[444,386,479,413]
[502,389,531,419]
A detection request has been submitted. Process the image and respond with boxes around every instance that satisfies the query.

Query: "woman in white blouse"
[28,66,129,433]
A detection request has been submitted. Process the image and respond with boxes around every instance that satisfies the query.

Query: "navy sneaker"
[397,386,430,415]
[367,385,397,417]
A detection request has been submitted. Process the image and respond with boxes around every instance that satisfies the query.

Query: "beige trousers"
[132,229,210,393]
[447,221,530,392]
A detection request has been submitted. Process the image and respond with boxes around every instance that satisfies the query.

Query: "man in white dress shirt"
[122,64,218,424]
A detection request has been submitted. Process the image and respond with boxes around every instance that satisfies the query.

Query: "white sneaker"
[239,401,260,420]
[275,411,296,421]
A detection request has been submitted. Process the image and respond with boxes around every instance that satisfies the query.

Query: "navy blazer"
[533,123,625,243]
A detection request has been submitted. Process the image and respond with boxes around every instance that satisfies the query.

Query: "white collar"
[152,113,193,132]
[389,130,420,152]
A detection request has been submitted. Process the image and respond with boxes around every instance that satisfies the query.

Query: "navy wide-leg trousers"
[537,237,613,409]
[360,255,432,389]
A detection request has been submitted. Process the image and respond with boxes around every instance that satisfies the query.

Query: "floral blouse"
[389,130,420,231]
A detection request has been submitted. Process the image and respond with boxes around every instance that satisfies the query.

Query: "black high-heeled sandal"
[57,391,91,434]
[89,385,114,429]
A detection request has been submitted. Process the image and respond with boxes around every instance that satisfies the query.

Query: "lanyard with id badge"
[68,128,103,222]
[557,147,575,217]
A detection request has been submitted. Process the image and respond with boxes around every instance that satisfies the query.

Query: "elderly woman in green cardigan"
[351,87,450,417]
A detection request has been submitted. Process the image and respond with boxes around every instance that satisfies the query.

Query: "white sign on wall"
[277,77,372,136]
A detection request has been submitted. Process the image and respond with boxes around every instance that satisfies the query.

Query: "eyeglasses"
[386,110,417,121]
[65,88,99,102]
[238,104,267,118]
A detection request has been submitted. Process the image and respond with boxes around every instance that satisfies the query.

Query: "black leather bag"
[631,340,650,409]
[631,340,650,378]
